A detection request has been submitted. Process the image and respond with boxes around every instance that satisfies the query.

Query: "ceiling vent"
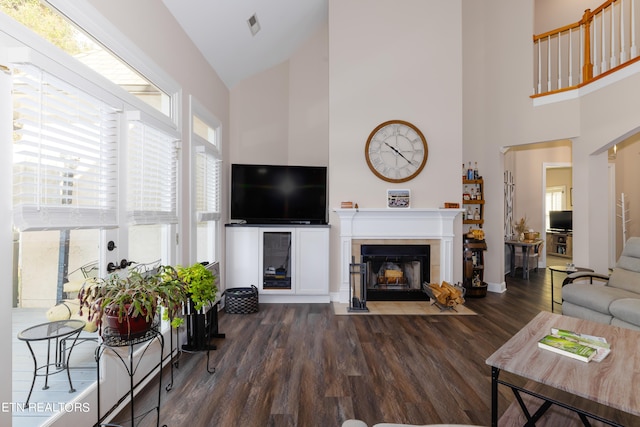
[247,13,261,36]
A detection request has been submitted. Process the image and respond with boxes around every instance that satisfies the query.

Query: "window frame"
[190,96,222,264]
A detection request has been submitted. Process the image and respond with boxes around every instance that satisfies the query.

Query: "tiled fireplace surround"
[334,208,463,302]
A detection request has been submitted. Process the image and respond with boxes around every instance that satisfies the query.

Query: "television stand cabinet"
[547,231,572,258]
[225,224,330,303]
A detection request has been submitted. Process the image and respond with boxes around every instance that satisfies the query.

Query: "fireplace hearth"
[361,244,430,301]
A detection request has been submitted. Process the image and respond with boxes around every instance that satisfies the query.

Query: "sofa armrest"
[562,271,610,286]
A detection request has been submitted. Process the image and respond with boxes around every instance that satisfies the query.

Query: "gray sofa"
[562,237,640,330]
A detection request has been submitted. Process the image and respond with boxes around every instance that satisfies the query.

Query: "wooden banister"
[533,0,640,97]
[582,9,594,83]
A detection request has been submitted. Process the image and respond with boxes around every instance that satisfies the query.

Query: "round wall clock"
[365,120,428,183]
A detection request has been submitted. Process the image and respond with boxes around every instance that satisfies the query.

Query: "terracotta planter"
[104,305,154,339]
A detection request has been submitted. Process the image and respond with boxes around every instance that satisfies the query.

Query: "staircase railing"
[533,0,640,97]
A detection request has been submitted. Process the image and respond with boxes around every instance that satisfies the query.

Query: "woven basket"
[224,285,259,314]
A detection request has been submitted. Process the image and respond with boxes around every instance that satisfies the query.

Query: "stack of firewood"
[427,281,465,307]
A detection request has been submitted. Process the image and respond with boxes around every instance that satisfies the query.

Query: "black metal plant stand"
[172,300,225,376]
[95,327,165,427]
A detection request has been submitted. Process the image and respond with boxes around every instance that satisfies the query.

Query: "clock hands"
[384,142,413,165]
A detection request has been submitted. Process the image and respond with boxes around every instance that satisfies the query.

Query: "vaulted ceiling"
[162,0,328,89]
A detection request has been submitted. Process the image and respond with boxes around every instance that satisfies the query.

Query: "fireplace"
[334,208,463,303]
[361,244,430,300]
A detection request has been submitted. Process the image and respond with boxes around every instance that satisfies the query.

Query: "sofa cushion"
[562,283,638,314]
[609,298,640,328]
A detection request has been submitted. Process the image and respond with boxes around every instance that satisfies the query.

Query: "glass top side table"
[548,265,594,312]
[17,319,86,405]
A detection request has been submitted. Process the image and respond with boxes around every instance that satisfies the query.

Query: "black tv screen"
[549,210,572,231]
[231,164,328,225]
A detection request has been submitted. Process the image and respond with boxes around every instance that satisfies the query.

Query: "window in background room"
[192,99,222,265]
[545,185,566,230]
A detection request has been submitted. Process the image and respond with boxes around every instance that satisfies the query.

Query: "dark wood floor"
[109,262,615,427]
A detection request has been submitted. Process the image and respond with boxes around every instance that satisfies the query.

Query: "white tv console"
[225,224,330,303]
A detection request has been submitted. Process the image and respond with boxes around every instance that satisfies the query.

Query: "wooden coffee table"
[486,311,640,426]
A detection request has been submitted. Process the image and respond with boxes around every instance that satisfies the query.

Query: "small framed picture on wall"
[387,189,410,208]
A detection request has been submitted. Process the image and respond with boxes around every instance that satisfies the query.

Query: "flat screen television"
[230,164,328,225]
[549,210,572,231]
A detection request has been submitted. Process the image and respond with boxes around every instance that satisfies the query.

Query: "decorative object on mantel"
[341,201,354,209]
[444,202,460,208]
[387,189,410,208]
[365,119,428,183]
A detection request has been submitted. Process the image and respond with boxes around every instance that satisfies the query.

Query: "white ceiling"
[162,0,328,89]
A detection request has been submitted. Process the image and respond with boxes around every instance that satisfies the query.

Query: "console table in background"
[487,311,640,426]
[505,239,544,280]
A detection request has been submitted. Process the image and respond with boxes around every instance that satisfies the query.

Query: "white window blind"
[127,118,178,225]
[195,145,221,222]
[12,64,119,231]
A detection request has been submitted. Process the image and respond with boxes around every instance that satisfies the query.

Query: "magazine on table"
[537,327,611,362]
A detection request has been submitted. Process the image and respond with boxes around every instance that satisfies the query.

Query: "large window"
[0,0,172,118]
[12,64,119,231]
[192,98,222,264]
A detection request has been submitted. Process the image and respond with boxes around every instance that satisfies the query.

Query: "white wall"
[328,0,464,292]
[534,0,603,34]
[230,23,329,166]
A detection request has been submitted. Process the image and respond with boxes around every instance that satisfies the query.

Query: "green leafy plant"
[176,263,218,311]
[78,266,189,334]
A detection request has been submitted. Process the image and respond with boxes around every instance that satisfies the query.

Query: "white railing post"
[621,0,627,63]
[611,2,617,68]
[601,10,608,73]
[580,25,585,84]
[569,28,574,86]
[632,0,638,58]
[557,32,562,89]
[537,41,542,94]
[547,35,552,92]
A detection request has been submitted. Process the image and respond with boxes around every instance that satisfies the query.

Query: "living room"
[2,0,640,426]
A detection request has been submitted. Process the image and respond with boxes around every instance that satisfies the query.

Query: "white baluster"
[611,2,617,68]
[537,40,542,94]
[557,31,562,89]
[601,10,608,73]
[569,28,573,87]
[631,0,638,58]
[547,35,551,92]
[580,24,584,84]
[621,0,627,62]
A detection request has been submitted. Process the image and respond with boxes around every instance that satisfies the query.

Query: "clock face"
[365,120,428,183]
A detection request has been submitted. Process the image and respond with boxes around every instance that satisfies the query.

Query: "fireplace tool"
[348,256,369,312]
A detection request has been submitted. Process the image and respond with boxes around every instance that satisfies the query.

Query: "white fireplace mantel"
[333,208,464,302]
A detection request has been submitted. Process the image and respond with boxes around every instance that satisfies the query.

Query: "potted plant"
[177,262,218,310]
[175,262,218,351]
[78,267,188,339]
